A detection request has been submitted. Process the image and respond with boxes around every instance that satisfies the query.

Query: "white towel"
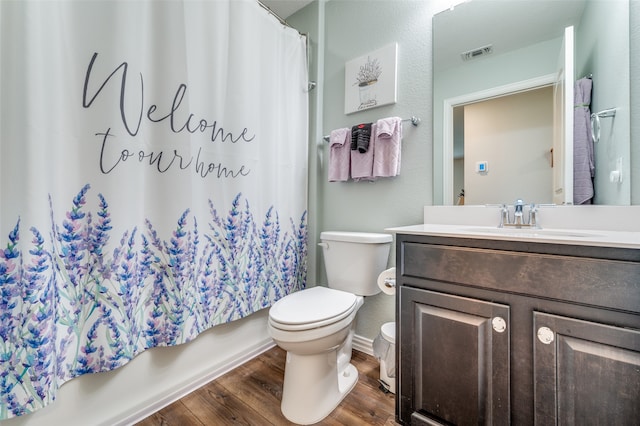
[373,117,402,177]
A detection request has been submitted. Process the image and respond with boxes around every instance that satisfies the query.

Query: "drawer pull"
[537,327,555,344]
[492,317,507,333]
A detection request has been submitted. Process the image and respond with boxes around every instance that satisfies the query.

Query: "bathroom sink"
[387,206,640,249]
[461,227,598,238]
[386,223,640,249]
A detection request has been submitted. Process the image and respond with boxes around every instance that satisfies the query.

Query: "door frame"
[442,74,556,205]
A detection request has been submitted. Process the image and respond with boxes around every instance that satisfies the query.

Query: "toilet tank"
[320,231,392,296]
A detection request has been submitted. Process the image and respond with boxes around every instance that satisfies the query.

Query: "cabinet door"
[399,287,510,426]
[534,312,640,425]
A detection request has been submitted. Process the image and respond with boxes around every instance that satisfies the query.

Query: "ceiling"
[259,0,587,72]
[260,0,313,19]
[434,0,587,71]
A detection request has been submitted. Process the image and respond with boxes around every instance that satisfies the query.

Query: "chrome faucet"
[498,199,543,228]
[513,199,525,226]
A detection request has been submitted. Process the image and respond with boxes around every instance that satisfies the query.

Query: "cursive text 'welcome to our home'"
[82,52,253,178]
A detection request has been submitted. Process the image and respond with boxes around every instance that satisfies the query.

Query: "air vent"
[461,44,493,61]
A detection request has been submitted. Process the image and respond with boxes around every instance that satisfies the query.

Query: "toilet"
[268,231,392,425]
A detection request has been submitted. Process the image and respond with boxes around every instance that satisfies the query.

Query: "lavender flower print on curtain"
[0,0,308,419]
[0,187,307,418]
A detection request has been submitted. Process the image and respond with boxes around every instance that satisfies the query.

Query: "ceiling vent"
[461,44,493,61]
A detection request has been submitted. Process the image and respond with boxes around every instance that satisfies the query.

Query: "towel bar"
[323,116,420,142]
[591,107,616,143]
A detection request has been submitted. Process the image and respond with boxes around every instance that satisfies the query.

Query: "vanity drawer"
[400,242,640,314]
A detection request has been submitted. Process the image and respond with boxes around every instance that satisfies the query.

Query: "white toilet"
[268,231,392,425]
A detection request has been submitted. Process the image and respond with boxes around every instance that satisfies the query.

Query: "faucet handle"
[498,204,509,228]
[528,203,544,228]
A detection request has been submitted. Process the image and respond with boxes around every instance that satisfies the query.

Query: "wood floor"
[136,346,399,425]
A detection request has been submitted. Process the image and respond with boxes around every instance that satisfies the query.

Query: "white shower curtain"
[0,0,308,418]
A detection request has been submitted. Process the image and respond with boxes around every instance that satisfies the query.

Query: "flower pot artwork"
[344,43,397,114]
[356,57,381,110]
[359,80,378,108]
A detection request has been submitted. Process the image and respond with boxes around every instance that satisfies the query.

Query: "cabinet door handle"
[492,317,507,333]
[537,327,555,344]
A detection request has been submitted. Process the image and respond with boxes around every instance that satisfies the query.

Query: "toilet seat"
[269,287,358,331]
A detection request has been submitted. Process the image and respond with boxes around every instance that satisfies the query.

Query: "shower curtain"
[0,0,309,419]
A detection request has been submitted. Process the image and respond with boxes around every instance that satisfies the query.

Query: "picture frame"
[344,43,398,114]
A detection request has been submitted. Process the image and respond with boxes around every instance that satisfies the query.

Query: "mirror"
[433,0,634,205]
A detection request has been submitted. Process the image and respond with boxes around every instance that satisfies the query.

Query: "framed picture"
[344,43,397,114]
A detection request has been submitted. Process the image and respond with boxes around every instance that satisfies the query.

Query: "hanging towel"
[573,77,594,204]
[373,116,402,177]
[351,123,376,180]
[328,127,351,182]
[351,123,373,153]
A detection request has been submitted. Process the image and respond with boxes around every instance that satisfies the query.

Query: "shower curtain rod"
[258,1,300,33]
[323,116,420,142]
[256,1,316,92]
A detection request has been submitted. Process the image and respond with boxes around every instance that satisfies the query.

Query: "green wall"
[291,0,435,339]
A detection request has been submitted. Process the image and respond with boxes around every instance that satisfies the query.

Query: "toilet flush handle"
[318,242,329,249]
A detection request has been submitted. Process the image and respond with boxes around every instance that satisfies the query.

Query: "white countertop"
[386,223,640,249]
[384,205,640,249]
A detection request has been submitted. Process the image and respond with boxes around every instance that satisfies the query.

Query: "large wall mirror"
[433,0,636,206]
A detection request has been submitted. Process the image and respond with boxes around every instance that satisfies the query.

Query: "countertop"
[386,223,640,249]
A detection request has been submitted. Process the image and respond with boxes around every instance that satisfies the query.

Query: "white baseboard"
[114,338,276,426]
[352,333,374,356]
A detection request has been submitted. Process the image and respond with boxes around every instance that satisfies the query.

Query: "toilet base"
[280,349,358,425]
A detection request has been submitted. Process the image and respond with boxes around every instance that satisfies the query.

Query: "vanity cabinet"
[533,312,640,424]
[401,287,510,425]
[396,233,640,425]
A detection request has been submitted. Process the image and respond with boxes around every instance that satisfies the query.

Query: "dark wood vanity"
[395,232,640,425]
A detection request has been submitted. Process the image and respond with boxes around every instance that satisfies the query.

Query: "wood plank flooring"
[136,346,399,425]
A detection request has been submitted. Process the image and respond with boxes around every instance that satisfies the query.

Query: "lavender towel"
[373,117,402,177]
[328,128,351,182]
[573,77,594,204]
[351,123,376,180]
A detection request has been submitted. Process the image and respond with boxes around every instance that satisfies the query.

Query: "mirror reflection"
[433,0,632,206]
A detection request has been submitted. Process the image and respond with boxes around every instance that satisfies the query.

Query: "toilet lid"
[269,286,357,326]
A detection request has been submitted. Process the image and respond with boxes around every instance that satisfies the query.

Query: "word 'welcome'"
[82,52,254,178]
